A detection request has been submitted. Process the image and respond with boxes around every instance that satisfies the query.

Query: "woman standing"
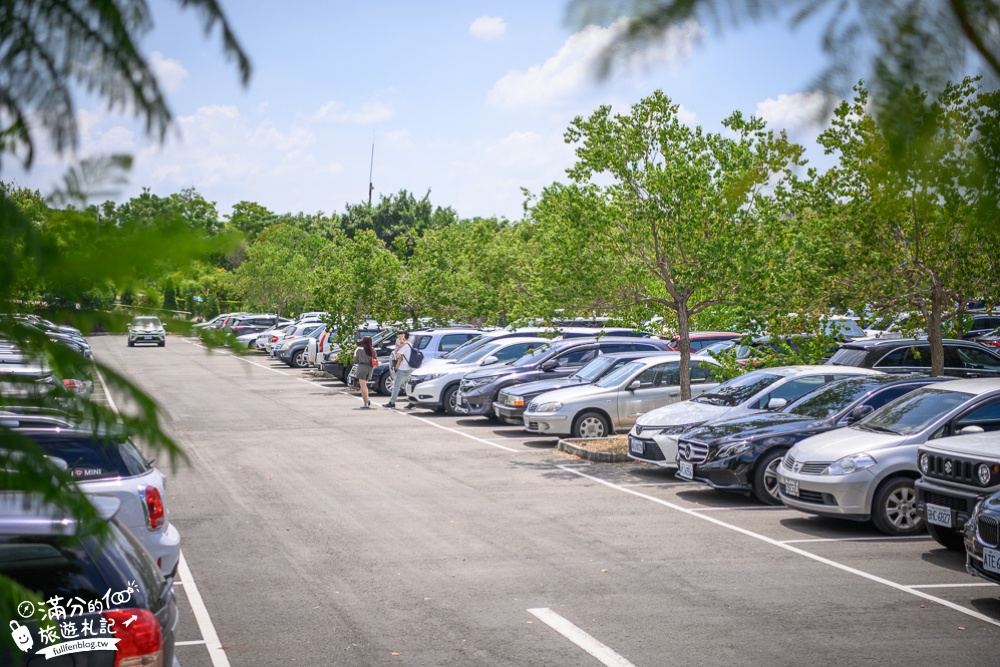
[354,336,376,408]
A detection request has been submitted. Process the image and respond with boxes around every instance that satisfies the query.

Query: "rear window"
[27,437,146,480]
[827,348,869,367]
[0,535,110,600]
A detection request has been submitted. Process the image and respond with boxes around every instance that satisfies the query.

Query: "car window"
[557,348,599,366]
[657,361,681,386]
[0,535,110,600]
[573,355,621,382]
[29,437,130,480]
[860,385,919,412]
[440,334,474,352]
[756,375,828,408]
[861,388,974,436]
[695,372,783,406]
[954,400,1000,433]
[828,348,868,367]
[690,363,715,384]
[876,345,931,368]
[117,439,152,476]
[632,342,665,352]
[598,343,633,354]
[950,346,1000,371]
[411,335,431,350]
[493,342,540,362]
[596,361,644,388]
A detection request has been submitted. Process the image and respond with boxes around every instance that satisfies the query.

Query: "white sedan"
[522,354,720,439]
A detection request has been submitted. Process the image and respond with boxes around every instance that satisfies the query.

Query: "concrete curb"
[556,438,630,463]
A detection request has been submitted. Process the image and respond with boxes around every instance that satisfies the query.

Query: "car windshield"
[457,342,506,364]
[511,343,555,367]
[595,361,645,388]
[859,387,974,436]
[132,317,161,328]
[694,372,782,406]
[441,334,489,359]
[783,377,881,419]
[572,355,621,382]
[825,319,866,338]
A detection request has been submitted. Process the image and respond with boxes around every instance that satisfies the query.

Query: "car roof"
[0,492,120,535]
[840,337,968,349]
[922,377,1000,395]
[750,365,881,377]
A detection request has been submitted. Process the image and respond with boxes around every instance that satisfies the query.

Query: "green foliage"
[341,189,458,257]
[232,224,324,317]
[204,293,220,319]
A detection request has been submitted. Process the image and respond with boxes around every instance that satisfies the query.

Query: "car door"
[491,341,543,364]
[874,344,932,374]
[616,361,683,428]
[945,345,1000,378]
[933,397,1000,438]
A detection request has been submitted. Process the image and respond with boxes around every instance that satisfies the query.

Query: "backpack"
[408,345,424,369]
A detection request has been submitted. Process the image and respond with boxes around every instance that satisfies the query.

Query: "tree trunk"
[927,284,946,377]
[677,305,692,400]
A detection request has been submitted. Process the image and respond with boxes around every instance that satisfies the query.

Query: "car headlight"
[977,463,994,486]
[467,377,495,388]
[716,441,752,459]
[638,423,698,437]
[532,401,563,413]
[822,452,877,476]
[919,453,930,474]
[412,373,444,383]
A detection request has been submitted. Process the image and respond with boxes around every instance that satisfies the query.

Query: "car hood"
[463,366,534,382]
[506,376,586,396]
[528,383,614,405]
[682,413,824,444]
[634,400,731,428]
[921,433,1000,459]
[789,427,905,461]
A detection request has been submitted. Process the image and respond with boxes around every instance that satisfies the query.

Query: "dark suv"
[457,337,672,418]
[826,338,1000,377]
[0,495,178,666]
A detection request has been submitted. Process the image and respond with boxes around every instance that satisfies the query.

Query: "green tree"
[162,278,178,311]
[815,79,1000,375]
[227,200,278,240]
[232,225,324,317]
[541,90,804,399]
[341,189,458,256]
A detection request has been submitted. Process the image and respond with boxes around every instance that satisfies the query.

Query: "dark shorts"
[356,364,373,381]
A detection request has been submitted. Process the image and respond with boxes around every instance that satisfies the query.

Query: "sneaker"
[404,403,416,410]
[383,402,396,409]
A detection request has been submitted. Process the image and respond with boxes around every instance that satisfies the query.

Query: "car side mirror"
[541,359,559,371]
[766,397,787,410]
[847,405,874,423]
[959,425,986,435]
[628,379,641,391]
[480,356,499,366]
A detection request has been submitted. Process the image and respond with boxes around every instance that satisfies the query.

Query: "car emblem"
[944,460,953,475]
[683,444,692,459]
[792,462,802,473]
[635,426,644,435]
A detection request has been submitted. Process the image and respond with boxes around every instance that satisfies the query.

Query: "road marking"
[528,608,637,667]
[782,535,932,544]
[687,505,790,512]
[908,583,998,589]
[178,553,231,667]
[557,464,1000,629]
[94,361,231,665]
[175,640,208,646]
[406,414,520,452]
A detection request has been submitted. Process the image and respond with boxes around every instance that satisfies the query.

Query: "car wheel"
[926,522,965,551]
[572,411,611,439]
[871,477,924,536]
[752,448,787,505]
[379,370,394,396]
[341,368,351,384]
[159,341,165,347]
[442,385,459,415]
[291,349,307,368]
[127,339,134,347]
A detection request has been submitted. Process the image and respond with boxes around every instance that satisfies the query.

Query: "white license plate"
[984,547,1000,575]
[784,479,799,497]
[455,390,464,406]
[406,383,416,393]
[144,336,153,340]
[678,461,693,480]
[628,436,644,455]
[926,503,952,528]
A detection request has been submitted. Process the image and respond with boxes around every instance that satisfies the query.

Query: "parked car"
[405,337,549,413]
[0,353,93,409]
[227,314,291,338]
[457,337,674,418]
[127,316,166,347]
[959,312,1000,340]
[777,378,1000,536]
[3,412,181,578]
[553,326,653,339]
[964,489,1000,585]
[826,338,1000,377]
[627,366,882,469]
[0,493,179,667]
[275,323,326,368]
[324,328,395,383]
[494,350,678,425]
[676,374,952,504]
[193,311,246,329]
[523,353,720,438]
[357,328,485,395]
[972,328,1000,349]
[13,317,92,358]
[268,320,324,357]
[916,431,1000,550]
[665,332,742,352]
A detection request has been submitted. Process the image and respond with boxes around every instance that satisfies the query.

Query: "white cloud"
[312,100,394,123]
[469,16,507,41]
[148,52,188,93]
[487,18,703,109]
[755,92,837,134]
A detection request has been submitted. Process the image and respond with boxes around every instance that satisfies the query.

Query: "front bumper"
[915,478,984,536]
[493,402,527,424]
[405,375,449,409]
[129,333,165,344]
[626,432,682,469]
[776,465,876,519]
[522,411,570,436]
[678,454,750,492]
[455,387,495,415]
[964,511,1000,585]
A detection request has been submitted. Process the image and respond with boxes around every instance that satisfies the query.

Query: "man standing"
[384,331,413,409]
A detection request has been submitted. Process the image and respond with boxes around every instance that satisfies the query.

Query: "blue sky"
[7,1,838,222]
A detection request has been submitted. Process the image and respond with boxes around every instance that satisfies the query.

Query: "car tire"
[379,370,394,396]
[752,448,787,505]
[926,522,965,551]
[442,385,460,415]
[290,349,307,368]
[572,411,611,439]
[127,339,134,347]
[158,341,165,347]
[871,476,924,536]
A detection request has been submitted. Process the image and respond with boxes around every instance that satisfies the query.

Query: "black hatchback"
[0,494,178,666]
[826,338,1000,378]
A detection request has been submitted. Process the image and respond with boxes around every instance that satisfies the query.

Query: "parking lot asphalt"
[92,336,999,667]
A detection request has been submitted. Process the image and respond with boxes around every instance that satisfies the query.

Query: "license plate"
[678,461,693,480]
[406,383,416,393]
[784,479,799,497]
[925,503,952,528]
[629,436,644,455]
[985,547,1000,574]
[144,336,153,340]
[455,390,464,406]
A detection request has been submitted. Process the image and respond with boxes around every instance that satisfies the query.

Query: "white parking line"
[908,583,998,589]
[175,640,208,646]
[782,535,932,544]
[93,364,231,665]
[557,464,1000,629]
[528,608,637,667]
[688,505,790,512]
[406,415,520,452]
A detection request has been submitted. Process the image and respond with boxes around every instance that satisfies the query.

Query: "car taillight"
[144,487,165,529]
[103,608,163,667]
[270,335,278,342]
[62,378,87,392]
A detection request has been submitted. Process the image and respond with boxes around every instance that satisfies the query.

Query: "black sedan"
[965,489,1000,585]
[676,374,953,504]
